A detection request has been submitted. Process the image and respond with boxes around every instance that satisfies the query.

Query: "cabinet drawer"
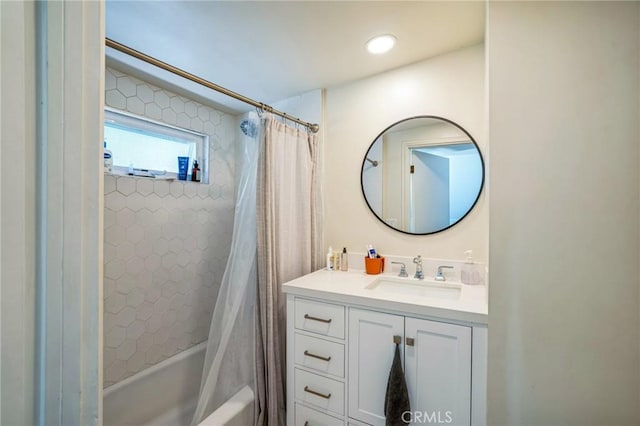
[294,298,345,339]
[295,403,344,426]
[294,333,345,378]
[295,368,345,416]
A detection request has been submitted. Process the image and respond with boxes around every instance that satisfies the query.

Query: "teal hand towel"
[384,343,411,425]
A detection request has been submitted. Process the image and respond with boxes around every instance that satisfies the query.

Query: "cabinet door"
[404,318,471,426]
[348,308,404,426]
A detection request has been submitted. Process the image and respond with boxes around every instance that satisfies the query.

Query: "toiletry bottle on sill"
[103,142,112,172]
[340,247,348,271]
[191,160,201,182]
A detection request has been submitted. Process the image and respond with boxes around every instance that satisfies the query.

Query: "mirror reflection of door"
[361,116,484,235]
[410,149,450,233]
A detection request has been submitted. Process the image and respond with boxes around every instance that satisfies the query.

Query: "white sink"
[365,277,462,300]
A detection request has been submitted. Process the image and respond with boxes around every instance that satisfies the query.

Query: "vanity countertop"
[282,268,488,325]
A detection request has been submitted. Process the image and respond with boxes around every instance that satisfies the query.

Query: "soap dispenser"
[461,250,482,285]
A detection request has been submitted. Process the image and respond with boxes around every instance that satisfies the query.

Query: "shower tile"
[115,307,136,328]
[191,117,204,132]
[126,289,145,308]
[144,253,161,272]
[127,192,146,212]
[106,89,126,110]
[161,253,177,269]
[161,282,177,298]
[105,191,126,212]
[135,208,153,226]
[127,224,145,244]
[136,302,154,321]
[126,351,146,373]
[144,193,163,211]
[136,332,154,353]
[154,90,170,109]
[146,313,163,334]
[145,287,161,303]
[145,103,162,120]
[177,112,190,128]
[183,183,197,198]
[162,108,177,125]
[127,96,145,116]
[136,84,154,104]
[126,320,146,340]
[116,274,136,295]
[145,347,163,365]
[105,175,117,194]
[136,179,154,196]
[105,69,117,91]
[125,257,144,276]
[117,339,137,361]
[170,96,185,114]
[135,239,153,259]
[169,181,184,198]
[105,326,126,348]
[105,259,126,281]
[117,76,136,97]
[104,67,236,387]
[106,360,127,384]
[184,101,197,118]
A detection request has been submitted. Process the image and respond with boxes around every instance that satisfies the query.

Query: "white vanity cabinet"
[284,268,487,426]
[349,308,471,426]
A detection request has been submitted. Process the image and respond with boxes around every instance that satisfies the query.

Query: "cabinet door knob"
[304,422,309,426]
[304,350,331,362]
[304,313,332,324]
[304,386,331,399]
[393,335,401,345]
[406,337,415,346]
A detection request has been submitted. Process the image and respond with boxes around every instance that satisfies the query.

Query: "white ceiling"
[106,1,485,113]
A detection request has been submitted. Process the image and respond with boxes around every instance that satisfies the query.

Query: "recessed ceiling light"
[366,34,397,55]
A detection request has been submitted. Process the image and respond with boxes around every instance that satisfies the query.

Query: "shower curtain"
[254,116,322,425]
[192,113,321,426]
[191,113,260,425]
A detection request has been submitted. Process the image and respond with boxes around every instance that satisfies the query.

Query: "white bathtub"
[103,343,254,426]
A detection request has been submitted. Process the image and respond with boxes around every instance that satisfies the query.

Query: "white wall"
[324,44,487,261]
[1,2,36,424]
[488,2,639,425]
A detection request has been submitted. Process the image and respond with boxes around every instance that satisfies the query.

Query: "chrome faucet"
[413,255,424,280]
[435,265,454,281]
[391,262,408,278]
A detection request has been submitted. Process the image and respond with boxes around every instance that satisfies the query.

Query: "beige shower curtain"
[254,115,322,425]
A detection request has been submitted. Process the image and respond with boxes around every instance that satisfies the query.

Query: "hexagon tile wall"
[104,67,237,387]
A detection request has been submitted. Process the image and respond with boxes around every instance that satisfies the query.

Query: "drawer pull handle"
[304,386,331,399]
[304,314,332,324]
[304,350,332,362]
[406,337,415,347]
[393,335,401,345]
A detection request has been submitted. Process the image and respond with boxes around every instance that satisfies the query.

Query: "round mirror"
[361,116,484,235]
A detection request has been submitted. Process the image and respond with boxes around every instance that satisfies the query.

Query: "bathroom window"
[104,107,208,182]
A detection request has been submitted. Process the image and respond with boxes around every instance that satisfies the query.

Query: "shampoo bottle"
[326,246,334,271]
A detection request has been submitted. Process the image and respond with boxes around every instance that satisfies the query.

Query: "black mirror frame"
[360,115,485,236]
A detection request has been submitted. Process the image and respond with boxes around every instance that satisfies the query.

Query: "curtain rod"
[105,38,320,133]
